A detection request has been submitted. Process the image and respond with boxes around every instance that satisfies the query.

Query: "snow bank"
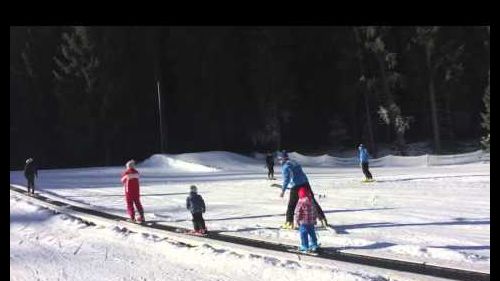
[140,151,263,172]
[139,154,219,172]
[139,150,489,172]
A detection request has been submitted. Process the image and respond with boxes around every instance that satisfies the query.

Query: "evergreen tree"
[52,26,100,164]
[481,71,490,151]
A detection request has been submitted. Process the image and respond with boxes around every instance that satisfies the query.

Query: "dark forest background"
[10,26,490,170]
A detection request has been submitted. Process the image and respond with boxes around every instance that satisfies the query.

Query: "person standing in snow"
[186,185,207,234]
[294,186,319,252]
[121,160,145,223]
[265,152,275,180]
[24,157,38,195]
[278,151,328,229]
[358,144,374,181]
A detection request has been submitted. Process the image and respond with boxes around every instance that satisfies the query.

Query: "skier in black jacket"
[186,185,207,234]
[265,152,275,180]
[24,158,38,195]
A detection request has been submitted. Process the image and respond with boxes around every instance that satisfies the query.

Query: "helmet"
[278,150,289,160]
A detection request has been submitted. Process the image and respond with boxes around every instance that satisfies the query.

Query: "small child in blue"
[186,185,207,234]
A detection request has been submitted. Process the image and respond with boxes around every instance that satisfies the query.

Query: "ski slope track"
[10,185,489,281]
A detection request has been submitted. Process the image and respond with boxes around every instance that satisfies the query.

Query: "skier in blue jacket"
[278,151,327,229]
[186,185,207,234]
[358,144,373,181]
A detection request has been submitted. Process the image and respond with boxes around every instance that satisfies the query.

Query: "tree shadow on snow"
[323,242,398,252]
[333,219,489,234]
[429,245,490,251]
[375,174,488,183]
[64,192,190,199]
[205,207,394,222]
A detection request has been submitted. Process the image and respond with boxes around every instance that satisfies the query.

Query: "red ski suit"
[121,168,144,220]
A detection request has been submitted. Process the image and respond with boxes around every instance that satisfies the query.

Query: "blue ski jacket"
[281,159,309,192]
[359,147,370,163]
[186,192,206,214]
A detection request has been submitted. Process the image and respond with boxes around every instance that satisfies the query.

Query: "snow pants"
[285,183,326,224]
[299,224,318,249]
[26,176,35,194]
[267,165,274,179]
[125,187,144,220]
[361,162,373,179]
[191,212,206,231]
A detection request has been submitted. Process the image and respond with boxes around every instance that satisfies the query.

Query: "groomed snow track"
[10,185,489,281]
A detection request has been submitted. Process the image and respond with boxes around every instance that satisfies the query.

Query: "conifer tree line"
[10,26,490,169]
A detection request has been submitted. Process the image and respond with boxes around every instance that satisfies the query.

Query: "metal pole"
[157,80,165,153]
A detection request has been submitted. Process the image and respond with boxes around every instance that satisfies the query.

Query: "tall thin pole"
[157,80,165,153]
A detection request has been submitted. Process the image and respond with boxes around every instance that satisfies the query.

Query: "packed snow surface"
[10,150,489,280]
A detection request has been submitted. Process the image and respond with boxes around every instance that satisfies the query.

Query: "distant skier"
[24,157,38,195]
[121,160,145,223]
[186,185,207,234]
[294,186,319,252]
[358,144,374,181]
[265,152,275,180]
[278,151,328,229]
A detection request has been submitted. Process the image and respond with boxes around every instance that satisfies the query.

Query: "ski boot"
[137,212,145,224]
[298,245,309,253]
[309,244,319,252]
[281,222,294,230]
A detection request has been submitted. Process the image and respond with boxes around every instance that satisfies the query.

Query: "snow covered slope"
[10,150,490,280]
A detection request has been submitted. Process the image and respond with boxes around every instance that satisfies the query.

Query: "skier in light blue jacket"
[278,150,327,229]
[358,144,373,181]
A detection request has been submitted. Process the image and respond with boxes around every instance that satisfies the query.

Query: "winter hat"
[190,185,197,193]
[278,150,289,160]
[297,186,309,198]
[126,160,135,169]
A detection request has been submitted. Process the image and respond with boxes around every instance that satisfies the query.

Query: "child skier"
[121,160,145,223]
[186,185,207,234]
[294,186,319,252]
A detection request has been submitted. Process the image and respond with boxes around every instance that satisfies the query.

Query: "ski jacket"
[359,147,370,163]
[186,192,206,214]
[266,155,274,167]
[121,168,140,194]
[24,161,37,179]
[294,197,317,226]
[281,159,309,192]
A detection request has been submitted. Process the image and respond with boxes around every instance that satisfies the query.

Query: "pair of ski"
[175,228,209,237]
[287,246,321,256]
[361,179,376,183]
[280,224,338,234]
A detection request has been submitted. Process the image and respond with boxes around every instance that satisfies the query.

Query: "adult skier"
[278,151,328,229]
[265,152,275,180]
[358,144,374,182]
[24,157,37,195]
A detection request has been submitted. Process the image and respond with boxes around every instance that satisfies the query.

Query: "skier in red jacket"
[121,160,145,223]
